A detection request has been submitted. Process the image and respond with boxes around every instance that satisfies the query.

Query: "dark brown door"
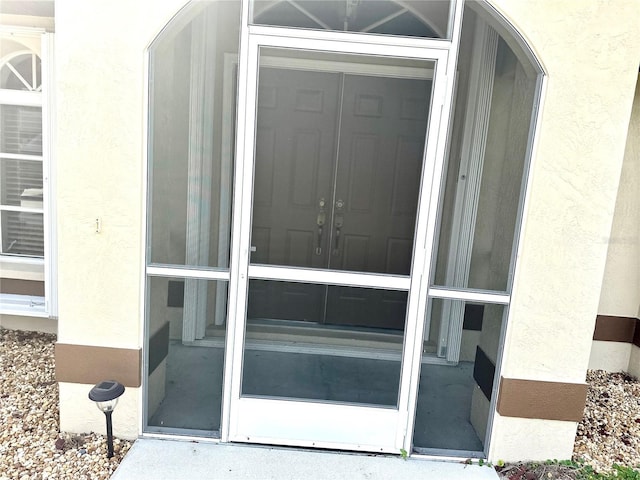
[248,67,339,323]
[249,66,431,330]
[325,74,430,329]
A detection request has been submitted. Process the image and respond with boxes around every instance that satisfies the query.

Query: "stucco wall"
[588,340,632,372]
[598,75,640,319]
[54,0,190,439]
[55,0,188,348]
[52,0,640,458]
[629,345,640,379]
[487,0,640,461]
[594,75,639,376]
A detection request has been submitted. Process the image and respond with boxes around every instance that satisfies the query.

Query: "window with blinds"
[0,52,44,258]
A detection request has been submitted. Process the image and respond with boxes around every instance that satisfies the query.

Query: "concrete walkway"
[111,438,499,479]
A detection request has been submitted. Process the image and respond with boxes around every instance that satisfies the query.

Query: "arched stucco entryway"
[142,0,543,458]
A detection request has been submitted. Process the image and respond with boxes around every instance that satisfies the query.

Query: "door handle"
[332,199,344,256]
[315,198,326,255]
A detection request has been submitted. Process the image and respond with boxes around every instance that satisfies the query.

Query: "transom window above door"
[252,0,453,39]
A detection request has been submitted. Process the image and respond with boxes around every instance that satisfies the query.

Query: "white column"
[183,7,217,342]
[439,19,498,362]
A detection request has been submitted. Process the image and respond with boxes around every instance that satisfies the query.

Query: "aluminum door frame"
[222,25,454,454]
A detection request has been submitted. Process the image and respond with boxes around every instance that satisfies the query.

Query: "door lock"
[316,198,326,255]
[333,199,344,256]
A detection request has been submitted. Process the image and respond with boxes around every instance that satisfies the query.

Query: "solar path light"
[88,380,125,458]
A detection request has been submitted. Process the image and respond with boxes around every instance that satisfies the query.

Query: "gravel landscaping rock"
[0,329,132,480]
[497,370,640,479]
[574,370,640,472]
[2,328,640,479]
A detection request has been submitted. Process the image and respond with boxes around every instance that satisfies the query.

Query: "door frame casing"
[223,28,454,453]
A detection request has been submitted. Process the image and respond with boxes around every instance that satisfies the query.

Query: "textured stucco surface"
[491,0,640,383]
[628,345,640,379]
[54,0,189,437]
[598,75,640,318]
[486,0,640,460]
[488,414,578,462]
[55,0,188,348]
[52,0,640,461]
[59,383,139,440]
[588,340,633,372]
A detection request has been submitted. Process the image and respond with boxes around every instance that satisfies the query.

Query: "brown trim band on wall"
[497,377,588,422]
[634,319,640,348]
[0,278,45,296]
[55,344,141,388]
[593,315,637,343]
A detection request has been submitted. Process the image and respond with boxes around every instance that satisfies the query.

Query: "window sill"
[0,256,44,281]
[0,293,48,317]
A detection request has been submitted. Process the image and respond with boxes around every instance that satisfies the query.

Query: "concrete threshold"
[110,438,500,480]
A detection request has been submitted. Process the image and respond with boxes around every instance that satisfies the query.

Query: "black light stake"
[88,380,125,458]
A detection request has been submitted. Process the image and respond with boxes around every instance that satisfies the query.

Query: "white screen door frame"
[223,25,453,454]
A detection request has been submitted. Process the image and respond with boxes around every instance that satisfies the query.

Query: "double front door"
[228,38,447,453]
[249,66,430,330]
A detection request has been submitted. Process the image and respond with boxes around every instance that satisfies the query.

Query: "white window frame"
[0,27,56,318]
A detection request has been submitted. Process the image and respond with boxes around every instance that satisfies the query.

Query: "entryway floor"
[110,438,500,480]
[149,342,484,452]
